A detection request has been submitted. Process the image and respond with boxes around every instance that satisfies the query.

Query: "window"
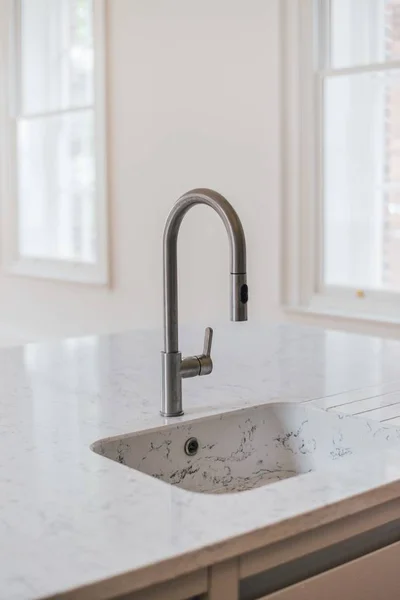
[283,0,400,322]
[0,0,108,283]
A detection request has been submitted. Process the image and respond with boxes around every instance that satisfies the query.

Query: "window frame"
[0,0,109,285]
[282,0,400,325]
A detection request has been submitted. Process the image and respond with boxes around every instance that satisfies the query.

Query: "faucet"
[161,188,248,417]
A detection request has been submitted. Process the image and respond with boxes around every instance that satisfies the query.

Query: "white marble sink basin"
[91,403,396,494]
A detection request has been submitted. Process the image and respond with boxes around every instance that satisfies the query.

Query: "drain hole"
[184,437,199,456]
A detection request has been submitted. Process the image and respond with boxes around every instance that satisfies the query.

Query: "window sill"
[284,304,400,334]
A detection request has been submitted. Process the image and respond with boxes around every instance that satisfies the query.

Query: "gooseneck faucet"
[161,188,248,417]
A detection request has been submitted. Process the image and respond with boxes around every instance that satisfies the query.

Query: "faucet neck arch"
[163,188,247,353]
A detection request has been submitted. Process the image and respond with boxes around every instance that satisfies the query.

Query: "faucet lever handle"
[203,327,213,357]
[198,327,213,376]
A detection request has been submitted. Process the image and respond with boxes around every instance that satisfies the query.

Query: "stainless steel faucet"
[161,188,248,417]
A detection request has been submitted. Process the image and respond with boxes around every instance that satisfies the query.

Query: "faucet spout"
[161,188,248,417]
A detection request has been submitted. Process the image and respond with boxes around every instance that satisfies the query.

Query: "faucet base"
[160,410,184,418]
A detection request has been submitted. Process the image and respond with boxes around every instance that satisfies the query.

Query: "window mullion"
[9,0,21,118]
[314,1,329,300]
[314,71,325,295]
[315,0,331,70]
[16,105,94,122]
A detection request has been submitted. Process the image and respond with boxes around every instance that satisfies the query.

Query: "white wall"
[0,0,282,343]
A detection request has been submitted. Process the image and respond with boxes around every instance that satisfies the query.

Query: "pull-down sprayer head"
[231,272,248,322]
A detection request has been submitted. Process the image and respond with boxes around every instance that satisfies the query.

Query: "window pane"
[330,0,400,68]
[17,111,96,263]
[20,0,94,114]
[323,70,400,290]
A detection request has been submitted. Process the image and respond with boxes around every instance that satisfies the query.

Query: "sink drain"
[184,437,199,456]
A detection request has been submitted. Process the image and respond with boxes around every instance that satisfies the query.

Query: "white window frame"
[282,0,400,325]
[0,0,109,284]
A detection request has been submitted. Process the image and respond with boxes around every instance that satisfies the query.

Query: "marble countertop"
[4,322,400,599]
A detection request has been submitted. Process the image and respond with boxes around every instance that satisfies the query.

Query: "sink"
[91,403,397,494]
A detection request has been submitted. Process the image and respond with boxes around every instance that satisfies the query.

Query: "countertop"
[4,322,400,599]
